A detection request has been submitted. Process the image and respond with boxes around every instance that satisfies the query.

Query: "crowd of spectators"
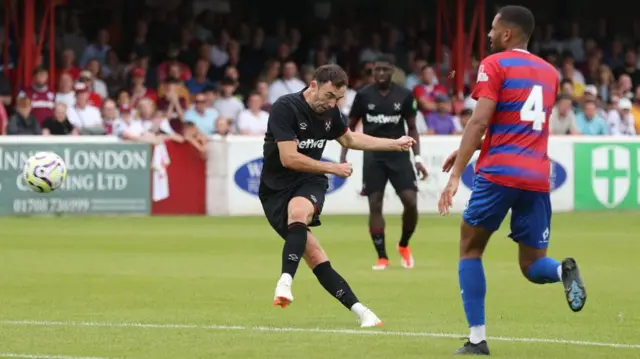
[2,8,640,156]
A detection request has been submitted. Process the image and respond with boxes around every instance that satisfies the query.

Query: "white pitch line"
[2,319,639,350]
[0,354,115,359]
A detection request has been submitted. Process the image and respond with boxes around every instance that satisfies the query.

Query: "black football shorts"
[259,177,328,239]
[362,155,417,196]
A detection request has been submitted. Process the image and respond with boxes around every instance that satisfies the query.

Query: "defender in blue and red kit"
[438,5,587,355]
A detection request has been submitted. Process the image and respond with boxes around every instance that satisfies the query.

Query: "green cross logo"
[591,146,631,208]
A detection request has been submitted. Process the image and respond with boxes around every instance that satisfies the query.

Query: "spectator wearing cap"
[185,59,214,95]
[576,100,608,135]
[55,72,76,108]
[56,49,82,81]
[214,76,245,129]
[41,103,78,136]
[157,77,190,133]
[607,97,636,135]
[130,67,157,107]
[424,95,457,135]
[78,70,104,108]
[22,67,55,125]
[550,95,580,135]
[183,92,221,155]
[80,28,111,67]
[237,92,269,135]
[7,95,41,135]
[85,60,108,99]
[267,61,305,104]
[67,82,104,135]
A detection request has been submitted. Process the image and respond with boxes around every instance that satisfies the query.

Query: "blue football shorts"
[463,174,551,249]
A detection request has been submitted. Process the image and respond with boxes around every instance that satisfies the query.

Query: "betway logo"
[297,138,326,149]
[365,114,401,124]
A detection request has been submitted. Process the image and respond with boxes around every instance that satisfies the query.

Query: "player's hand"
[442,149,459,173]
[331,162,353,178]
[415,162,428,180]
[394,136,415,151]
[438,175,459,216]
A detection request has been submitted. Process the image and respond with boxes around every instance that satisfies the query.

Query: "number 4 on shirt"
[520,85,545,131]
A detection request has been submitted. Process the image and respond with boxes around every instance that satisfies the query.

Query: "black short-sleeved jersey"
[261,90,348,190]
[349,83,416,158]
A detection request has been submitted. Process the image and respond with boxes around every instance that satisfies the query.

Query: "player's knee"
[287,198,314,224]
[368,194,384,213]
[519,260,533,280]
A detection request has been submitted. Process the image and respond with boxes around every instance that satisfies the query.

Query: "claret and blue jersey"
[463,49,559,249]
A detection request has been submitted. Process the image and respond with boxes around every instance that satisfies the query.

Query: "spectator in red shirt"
[77,72,104,109]
[56,49,82,81]
[22,67,55,124]
[130,67,157,106]
[157,45,192,83]
[412,65,447,117]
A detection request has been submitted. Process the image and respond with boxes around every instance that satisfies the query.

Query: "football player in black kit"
[259,64,415,327]
[340,55,428,271]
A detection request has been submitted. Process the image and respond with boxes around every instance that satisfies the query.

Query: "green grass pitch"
[0,213,639,358]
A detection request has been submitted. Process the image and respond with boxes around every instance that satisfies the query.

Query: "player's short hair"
[313,64,348,88]
[374,54,395,66]
[497,5,535,41]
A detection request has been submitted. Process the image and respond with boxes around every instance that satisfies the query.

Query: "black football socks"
[313,261,359,309]
[281,222,308,278]
[369,227,388,259]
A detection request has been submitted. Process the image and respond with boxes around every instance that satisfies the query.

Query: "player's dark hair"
[313,64,348,88]
[374,54,395,66]
[497,5,535,41]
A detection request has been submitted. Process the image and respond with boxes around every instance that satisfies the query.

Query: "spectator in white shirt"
[101,99,119,135]
[237,92,269,135]
[113,103,150,142]
[213,76,245,129]
[81,64,108,99]
[134,98,183,144]
[607,97,637,135]
[55,72,76,108]
[268,61,305,104]
[67,82,104,134]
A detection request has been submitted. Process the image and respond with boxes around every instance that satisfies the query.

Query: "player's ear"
[309,80,318,91]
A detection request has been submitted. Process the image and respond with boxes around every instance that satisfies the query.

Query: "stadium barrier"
[0,136,638,216]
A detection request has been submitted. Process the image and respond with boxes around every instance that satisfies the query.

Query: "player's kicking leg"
[273,196,382,327]
[396,189,418,269]
[512,191,587,313]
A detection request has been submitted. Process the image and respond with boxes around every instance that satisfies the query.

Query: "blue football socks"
[527,257,561,284]
[459,258,487,329]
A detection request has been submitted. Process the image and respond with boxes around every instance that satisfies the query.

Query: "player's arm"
[337,129,413,151]
[270,101,339,175]
[278,141,337,174]
[340,93,364,162]
[448,60,501,178]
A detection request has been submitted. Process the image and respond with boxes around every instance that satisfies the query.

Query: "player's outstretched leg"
[367,192,389,270]
[305,232,383,327]
[519,245,587,313]
[397,189,418,269]
[273,197,313,308]
[455,222,491,355]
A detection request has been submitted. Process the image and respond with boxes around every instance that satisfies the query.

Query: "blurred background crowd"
[2,0,640,155]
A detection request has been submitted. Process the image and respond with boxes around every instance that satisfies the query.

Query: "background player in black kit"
[340,55,428,271]
[259,64,415,327]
